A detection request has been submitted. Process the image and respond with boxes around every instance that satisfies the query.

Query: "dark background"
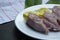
[0,21,41,40]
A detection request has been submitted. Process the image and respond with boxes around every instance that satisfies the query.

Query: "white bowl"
[15,4,60,40]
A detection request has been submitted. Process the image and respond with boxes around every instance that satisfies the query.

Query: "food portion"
[23,8,51,19]
[26,13,49,34]
[44,11,59,26]
[52,6,60,25]
[43,18,60,31]
[23,6,60,34]
[53,6,60,17]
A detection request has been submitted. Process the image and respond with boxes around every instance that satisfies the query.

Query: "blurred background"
[0,0,60,24]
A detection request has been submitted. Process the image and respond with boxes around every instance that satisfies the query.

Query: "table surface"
[0,21,41,40]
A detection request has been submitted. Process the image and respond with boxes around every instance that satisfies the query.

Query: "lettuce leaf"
[47,0,60,4]
[25,0,42,8]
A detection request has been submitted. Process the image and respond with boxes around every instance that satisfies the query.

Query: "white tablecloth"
[0,0,25,24]
[0,0,49,24]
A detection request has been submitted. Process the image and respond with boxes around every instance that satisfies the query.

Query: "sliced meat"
[44,11,59,26]
[43,19,60,31]
[52,6,60,25]
[53,6,60,17]
[26,13,49,34]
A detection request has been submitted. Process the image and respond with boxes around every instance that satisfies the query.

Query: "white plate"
[15,4,60,40]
